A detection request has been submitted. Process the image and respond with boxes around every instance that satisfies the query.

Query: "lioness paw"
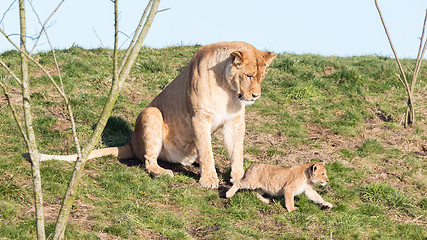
[199,172,219,188]
[287,206,298,212]
[146,165,174,178]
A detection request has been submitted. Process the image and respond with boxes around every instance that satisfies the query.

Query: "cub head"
[226,47,276,105]
[308,162,329,186]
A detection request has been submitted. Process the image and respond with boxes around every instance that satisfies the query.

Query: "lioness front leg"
[131,107,173,177]
[223,114,245,183]
[192,117,219,188]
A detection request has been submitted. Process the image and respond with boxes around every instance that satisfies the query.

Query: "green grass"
[0,46,426,239]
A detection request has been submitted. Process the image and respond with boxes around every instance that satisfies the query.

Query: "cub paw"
[323,202,333,209]
[225,190,234,199]
[258,196,270,204]
[230,170,244,184]
[199,172,219,188]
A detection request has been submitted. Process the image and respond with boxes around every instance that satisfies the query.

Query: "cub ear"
[263,51,276,66]
[230,51,244,68]
[313,164,318,172]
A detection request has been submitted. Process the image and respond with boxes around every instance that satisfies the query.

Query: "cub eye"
[246,75,253,80]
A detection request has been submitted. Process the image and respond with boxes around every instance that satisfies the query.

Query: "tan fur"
[83,42,276,188]
[226,162,333,212]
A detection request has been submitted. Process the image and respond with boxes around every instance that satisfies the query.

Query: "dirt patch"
[25,200,96,227]
[32,67,60,79]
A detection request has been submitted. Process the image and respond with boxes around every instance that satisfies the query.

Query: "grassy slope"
[0,45,426,239]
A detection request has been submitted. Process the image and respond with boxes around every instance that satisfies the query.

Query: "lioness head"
[309,162,329,186]
[226,47,276,105]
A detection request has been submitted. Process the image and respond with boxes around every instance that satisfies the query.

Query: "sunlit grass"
[0,46,426,239]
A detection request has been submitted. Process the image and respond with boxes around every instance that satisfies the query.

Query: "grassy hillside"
[0,45,426,239]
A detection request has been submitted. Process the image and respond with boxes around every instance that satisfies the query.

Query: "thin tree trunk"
[406,10,427,126]
[374,0,417,127]
[19,0,45,239]
[52,1,160,238]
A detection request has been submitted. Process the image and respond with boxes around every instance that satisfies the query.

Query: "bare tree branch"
[118,0,153,74]
[0,27,68,98]
[0,58,22,86]
[112,0,119,84]
[374,0,410,88]
[52,1,161,238]
[157,7,171,13]
[29,0,82,160]
[0,0,17,25]
[0,79,29,146]
[18,1,46,239]
[411,10,427,93]
[28,0,65,54]
[374,0,416,126]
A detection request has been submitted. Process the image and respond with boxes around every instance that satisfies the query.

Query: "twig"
[374,0,416,126]
[272,199,287,214]
[93,28,106,48]
[118,31,132,50]
[0,58,22,86]
[28,0,65,54]
[0,80,29,146]
[118,0,153,74]
[0,0,17,25]
[92,28,114,59]
[157,8,170,13]
[0,27,67,98]
[112,0,119,84]
[374,0,411,90]
[395,74,407,91]
[52,1,161,239]
[411,10,427,94]
[29,0,82,159]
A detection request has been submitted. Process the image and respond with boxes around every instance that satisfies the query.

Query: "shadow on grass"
[101,116,232,189]
[100,116,133,147]
[118,157,201,182]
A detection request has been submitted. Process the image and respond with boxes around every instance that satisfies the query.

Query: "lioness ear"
[263,51,276,66]
[230,51,244,68]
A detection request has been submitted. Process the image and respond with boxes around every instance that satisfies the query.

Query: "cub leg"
[225,181,241,198]
[255,189,270,204]
[131,107,173,177]
[284,186,297,212]
[223,114,245,183]
[192,116,219,188]
[304,187,333,209]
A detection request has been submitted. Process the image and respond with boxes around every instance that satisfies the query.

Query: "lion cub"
[226,161,333,212]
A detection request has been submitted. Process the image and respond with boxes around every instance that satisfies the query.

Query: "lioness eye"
[246,75,253,80]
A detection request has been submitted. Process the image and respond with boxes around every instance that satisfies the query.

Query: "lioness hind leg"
[131,107,173,177]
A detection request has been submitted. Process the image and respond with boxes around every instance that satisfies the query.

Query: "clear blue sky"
[1,0,427,58]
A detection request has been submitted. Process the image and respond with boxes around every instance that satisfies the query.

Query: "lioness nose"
[252,93,260,98]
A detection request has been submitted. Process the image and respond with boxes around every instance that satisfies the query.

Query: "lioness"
[41,42,276,188]
[226,161,333,212]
